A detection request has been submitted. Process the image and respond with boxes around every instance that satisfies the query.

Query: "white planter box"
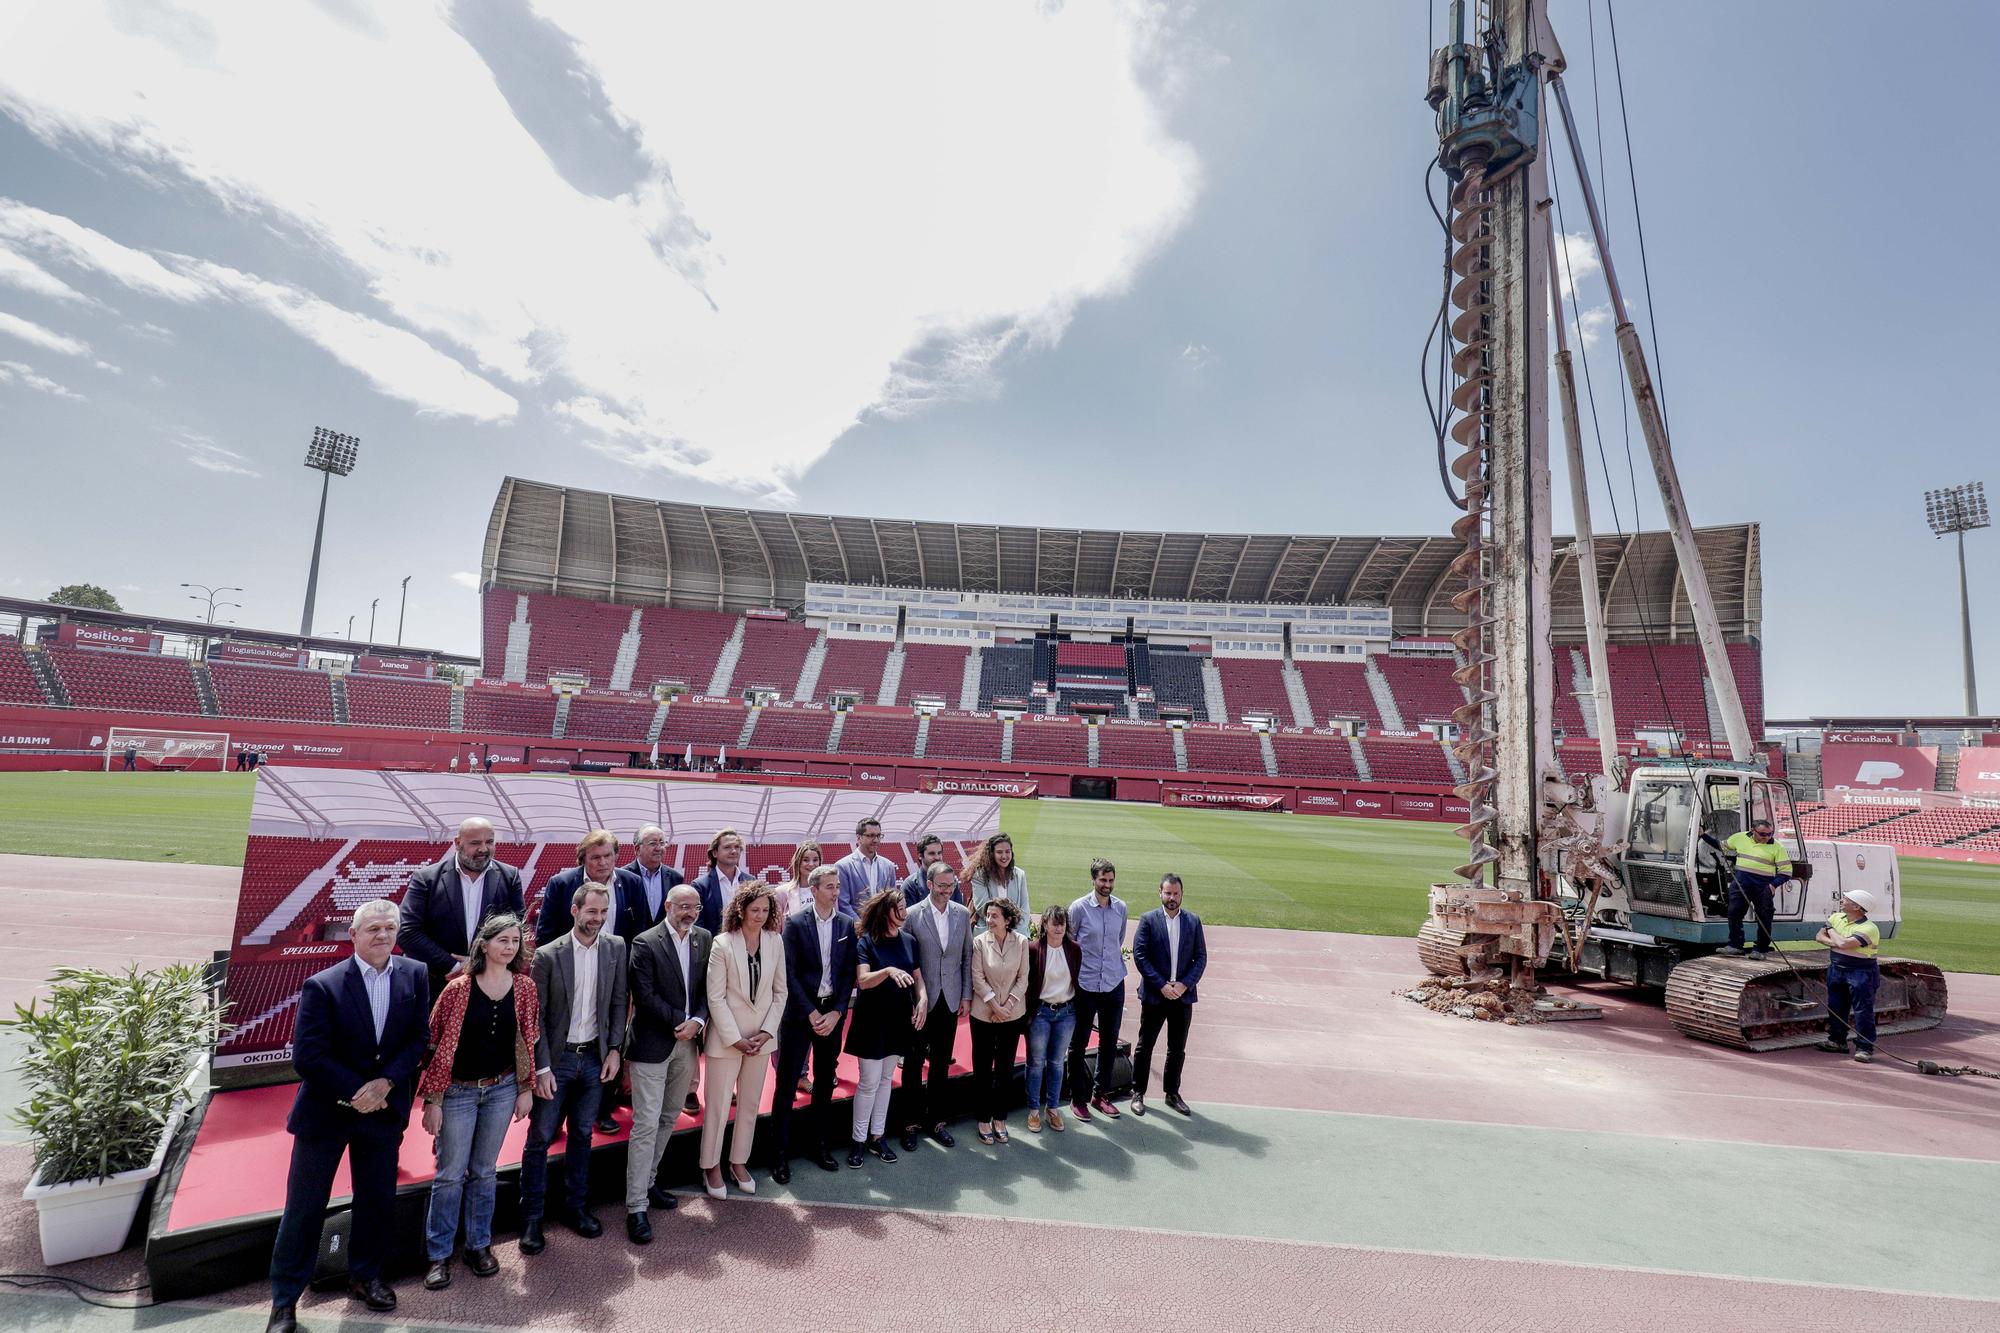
[21,1057,204,1267]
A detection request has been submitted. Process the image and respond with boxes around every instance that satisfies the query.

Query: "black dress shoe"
[1166,1093,1192,1116]
[814,1149,841,1173]
[569,1210,603,1239]
[872,1137,899,1164]
[596,1115,620,1135]
[930,1124,956,1148]
[771,1160,791,1186]
[648,1184,679,1210]
[519,1217,547,1255]
[347,1277,396,1312]
[423,1260,452,1291]
[685,1094,702,1115]
[899,1129,921,1153]
[462,1245,499,1277]
[266,1305,297,1333]
[1130,1095,1147,1116]
[848,1141,866,1168]
[627,1211,653,1245]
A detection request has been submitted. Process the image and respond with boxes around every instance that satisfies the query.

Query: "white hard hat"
[1842,888,1879,915]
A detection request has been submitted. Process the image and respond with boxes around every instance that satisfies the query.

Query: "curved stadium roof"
[483,477,1760,642]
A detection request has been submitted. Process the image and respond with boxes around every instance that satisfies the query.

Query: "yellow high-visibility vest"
[1724,830,1792,878]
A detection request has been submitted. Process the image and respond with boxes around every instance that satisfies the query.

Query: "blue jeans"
[1025,1000,1076,1109]
[1827,958,1880,1053]
[520,1050,603,1221]
[423,1075,516,1259]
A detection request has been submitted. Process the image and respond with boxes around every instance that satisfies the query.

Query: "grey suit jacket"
[530,930,629,1072]
[906,897,973,1012]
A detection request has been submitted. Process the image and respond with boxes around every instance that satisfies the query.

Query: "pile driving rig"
[1413,0,1946,1049]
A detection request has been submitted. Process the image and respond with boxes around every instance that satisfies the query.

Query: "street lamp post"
[1924,481,1990,718]
[346,614,355,639]
[396,575,411,645]
[368,598,379,646]
[299,427,360,636]
[181,582,242,655]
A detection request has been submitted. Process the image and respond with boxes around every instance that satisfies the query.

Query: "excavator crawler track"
[1416,921,1473,977]
[1664,951,1948,1051]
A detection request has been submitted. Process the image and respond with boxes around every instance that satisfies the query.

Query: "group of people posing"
[264,817,1208,1333]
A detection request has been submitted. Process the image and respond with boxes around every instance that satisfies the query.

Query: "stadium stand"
[1147,648,1209,719]
[896,643,968,705]
[1009,717,1089,765]
[1098,721,1176,770]
[1294,660,1382,729]
[45,646,202,716]
[837,711,920,758]
[1375,654,1465,726]
[207,661,335,723]
[1359,737,1454,784]
[1183,728,1267,776]
[0,637,49,705]
[563,692,658,742]
[924,714,1003,761]
[343,674,451,730]
[730,619,817,695]
[1556,744,1606,776]
[743,707,834,752]
[1602,643,1710,742]
[630,606,738,691]
[976,644,1035,709]
[481,593,518,672]
[461,685,557,737]
[1862,808,2000,848]
[1213,659,1290,722]
[1270,733,1359,780]
[519,592,629,683]
[1787,803,1906,841]
[1727,642,1766,738]
[657,699,748,747]
[813,638,892,702]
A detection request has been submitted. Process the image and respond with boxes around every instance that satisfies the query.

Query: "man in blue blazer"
[534,830,643,947]
[767,864,860,1182]
[396,817,525,1005]
[267,898,430,1333]
[619,824,684,942]
[1130,873,1206,1118]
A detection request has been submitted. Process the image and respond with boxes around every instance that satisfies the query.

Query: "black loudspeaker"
[308,1210,351,1291]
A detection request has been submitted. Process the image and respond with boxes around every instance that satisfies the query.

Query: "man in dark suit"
[622,884,710,1243]
[898,834,945,905]
[520,880,627,1254]
[620,823,684,943]
[535,829,643,948]
[768,864,859,1183]
[900,860,972,1152]
[1130,872,1207,1118]
[267,899,429,1333]
[397,817,525,1004]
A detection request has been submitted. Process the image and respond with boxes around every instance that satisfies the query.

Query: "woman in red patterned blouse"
[417,913,539,1291]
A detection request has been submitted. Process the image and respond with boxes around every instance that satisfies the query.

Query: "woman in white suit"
[700,882,786,1198]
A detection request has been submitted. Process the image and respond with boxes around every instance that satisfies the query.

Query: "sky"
[0,0,1992,718]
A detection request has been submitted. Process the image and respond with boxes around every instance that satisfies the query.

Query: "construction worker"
[1718,817,1792,960]
[1815,888,1881,1064]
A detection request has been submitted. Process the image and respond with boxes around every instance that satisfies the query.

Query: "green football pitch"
[1,771,1995,974]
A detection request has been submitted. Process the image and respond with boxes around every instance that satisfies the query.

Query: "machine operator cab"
[1618,764,1810,934]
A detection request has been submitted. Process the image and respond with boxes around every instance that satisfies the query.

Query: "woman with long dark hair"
[845,887,924,1165]
[418,913,539,1290]
[961,831,1030,932]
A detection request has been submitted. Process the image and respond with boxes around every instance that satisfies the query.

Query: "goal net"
[104,726,231,772]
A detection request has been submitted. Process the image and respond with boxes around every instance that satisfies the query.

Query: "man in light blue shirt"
[834,817,899,916]
[1067,858,1129,1122]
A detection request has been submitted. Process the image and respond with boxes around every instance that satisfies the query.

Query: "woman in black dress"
[846,887,925,1166]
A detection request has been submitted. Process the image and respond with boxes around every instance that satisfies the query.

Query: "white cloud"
[0,308,89,356]
[1577,304,1612,350]
[1554,228,1601,302]
[449,570,480,590]
[0,198,210,301]
[0,243,93,304]
[181,259,519,422]
[93,358,121,374]
[1178,340,1214,370]
[171,429,260,477]
[0,1,1198,490]
[0,357,84,399]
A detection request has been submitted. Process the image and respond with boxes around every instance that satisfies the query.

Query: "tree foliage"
[47,583,122,612]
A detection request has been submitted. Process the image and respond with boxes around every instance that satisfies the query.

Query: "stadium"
[1,6,1997,1333]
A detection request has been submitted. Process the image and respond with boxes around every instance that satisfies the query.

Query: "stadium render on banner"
[212,767,1001,1082]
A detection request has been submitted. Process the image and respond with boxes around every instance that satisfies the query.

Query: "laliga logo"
[1850,761,1905,787]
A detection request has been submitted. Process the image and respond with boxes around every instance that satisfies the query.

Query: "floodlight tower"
[299,427,359,636]
[1925,481,1989,716]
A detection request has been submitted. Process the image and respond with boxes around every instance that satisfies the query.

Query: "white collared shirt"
[668,925,704,1034]
[354,955,391,1041]
[929,897,953,943]
[568,934,601,1044]
[1164,910,1182,983]
[814,906,836,999]
[457,867,484,953]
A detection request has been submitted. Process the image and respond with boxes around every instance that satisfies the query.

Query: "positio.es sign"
[58,622,159,651]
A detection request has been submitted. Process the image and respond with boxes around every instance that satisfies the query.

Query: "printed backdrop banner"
[1819,743,1939,792]
[1953,747,2000,794]
[1160,784,1286,811]
[215,769,1000,1076]
[918,775,1038,797]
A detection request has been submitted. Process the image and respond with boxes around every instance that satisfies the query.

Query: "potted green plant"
[7,962,225,1265]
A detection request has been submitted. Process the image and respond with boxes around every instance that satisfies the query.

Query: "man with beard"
[623,885,710,1241]
[398,817,526,1006]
